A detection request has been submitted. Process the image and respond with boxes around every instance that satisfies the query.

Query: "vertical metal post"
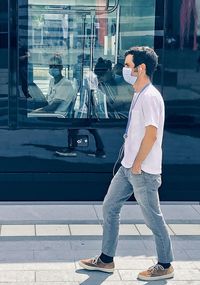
[89,10,95,74]
[161,0,166,96]
[88,10,95,119]
[8,0,18,129]
[80,14,86,88]
[114,4,120,64]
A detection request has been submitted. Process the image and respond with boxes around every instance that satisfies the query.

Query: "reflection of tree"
[180,0,198,50]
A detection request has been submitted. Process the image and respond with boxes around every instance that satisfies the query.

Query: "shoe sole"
[55,152,77,157]
[87,154,106,158]
[78,261,114,273]
[138,272,174,281]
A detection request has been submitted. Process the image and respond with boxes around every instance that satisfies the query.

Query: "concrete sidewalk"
[0,203,199,284]
[0,202,199,224]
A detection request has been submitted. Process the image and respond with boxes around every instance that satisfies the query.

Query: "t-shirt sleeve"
[141,94,160,128]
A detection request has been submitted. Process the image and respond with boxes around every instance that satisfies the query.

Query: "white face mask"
[122,67,137,85]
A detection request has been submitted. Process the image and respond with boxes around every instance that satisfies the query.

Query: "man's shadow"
[76,269,110,285]
[76,269,169,285]
[142,280,168,285]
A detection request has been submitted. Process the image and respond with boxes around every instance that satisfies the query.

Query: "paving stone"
[0,271,35,282]
[75,259,153,271]
[117,240,146,250]
[185,250,200,260]
[142,237,200,251]
[116,249,156,259]
[153,259,197,269]
[96,281,200,285]
[192,205,200,215]
[71,240,102,250]
[119,269,200,281]
[33,250,75,263]
[0,283,79,285]
[141,239,191,261]
[170,261,199,270]
[94,205,144,222]
[172,239,200,250]
[118,270,140,280]
[0,240,71,251]
[171,269,200,280]
[0,250,34,263]
[193,261,200,270]
[69,224,103,235]
[160,205,200,221]
[135,224,174,235]
[114,257,154,269]
[0,205,98,223]
[36,225,70,236]
[1,225,35,236]
[119,224,139,235]
[168,224,200,235]
[36,270,121,282]
[73,249,100,261]
[0,262,75,271]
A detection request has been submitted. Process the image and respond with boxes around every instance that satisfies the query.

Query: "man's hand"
[131,125,157,175]
[131,159,142,174]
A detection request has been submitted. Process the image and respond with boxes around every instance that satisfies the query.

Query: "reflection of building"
[0,0,199,201]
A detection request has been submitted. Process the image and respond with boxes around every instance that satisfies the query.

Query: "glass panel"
[163,0,200,167]
[18,0,156,121]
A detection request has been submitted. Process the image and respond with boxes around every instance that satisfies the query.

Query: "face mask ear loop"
[112,143,125,176]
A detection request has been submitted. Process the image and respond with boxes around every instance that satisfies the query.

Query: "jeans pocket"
[143,172,162,190]
[129,168,145,188]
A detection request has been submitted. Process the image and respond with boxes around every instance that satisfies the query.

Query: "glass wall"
[18,0,156,122]
[2,0,199,200]
[162,0,200,196]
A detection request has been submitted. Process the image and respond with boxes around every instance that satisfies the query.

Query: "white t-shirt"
[121,83,165,174]
[47,77,75,103]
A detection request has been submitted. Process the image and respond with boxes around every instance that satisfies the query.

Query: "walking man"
[79,46,174,281]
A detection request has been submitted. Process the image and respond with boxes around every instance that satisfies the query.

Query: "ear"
[140,63,146,72]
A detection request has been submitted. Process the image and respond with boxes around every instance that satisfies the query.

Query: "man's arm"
[131,125,157,174]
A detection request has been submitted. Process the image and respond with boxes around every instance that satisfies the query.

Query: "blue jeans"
[102,166,174,263]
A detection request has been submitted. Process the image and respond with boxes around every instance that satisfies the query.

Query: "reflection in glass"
[161,0,200,168]
[18,0,156,119]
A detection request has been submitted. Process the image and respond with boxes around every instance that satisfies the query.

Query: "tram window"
[18,0,156,121]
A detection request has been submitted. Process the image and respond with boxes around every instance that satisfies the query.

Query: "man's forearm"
[134,134,156,164]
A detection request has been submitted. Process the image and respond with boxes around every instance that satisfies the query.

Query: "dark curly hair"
[125,46,158,78]
[94,57,112,77]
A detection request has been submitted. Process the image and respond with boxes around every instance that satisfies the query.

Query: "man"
[33,54,75,114]
[56,57,107,158]
[79,46,174,281]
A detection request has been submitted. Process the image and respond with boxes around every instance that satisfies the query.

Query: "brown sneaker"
[78,256,114,273]
[138,264,174,281]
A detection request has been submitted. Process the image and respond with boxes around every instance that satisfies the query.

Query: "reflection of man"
[33,54,75,114]
[79,46,174,281]
[19,44,33,98]
[94,57,118,118]
[55,128,105,158]
[73,54,83,88]
[55,58,106,158]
